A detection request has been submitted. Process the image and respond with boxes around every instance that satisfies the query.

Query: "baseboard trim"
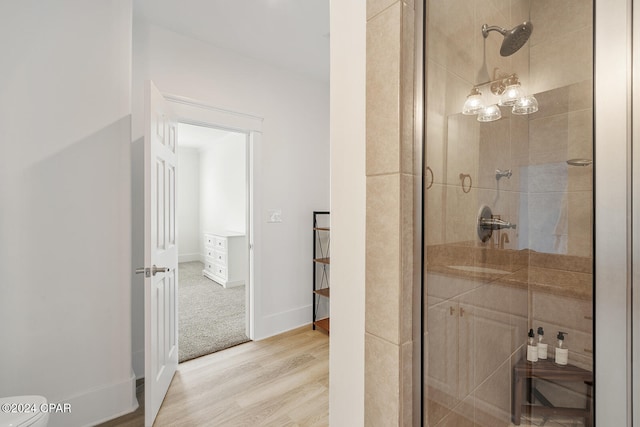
[178,253,200,263]
[47,372,138,427]
[132,349,144,379]
[256,304,312,340]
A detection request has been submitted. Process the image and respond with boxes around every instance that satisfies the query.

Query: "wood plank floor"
[99,326,329,427]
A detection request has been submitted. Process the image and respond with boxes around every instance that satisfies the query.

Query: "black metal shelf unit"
[312,211,330,333]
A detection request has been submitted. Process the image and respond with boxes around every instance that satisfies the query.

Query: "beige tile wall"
[365,0,418,425]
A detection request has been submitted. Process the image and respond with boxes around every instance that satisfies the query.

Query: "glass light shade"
[498,82,524,106]
[462,88,484,115]
[477,104,502,122]
[512,95,539,115]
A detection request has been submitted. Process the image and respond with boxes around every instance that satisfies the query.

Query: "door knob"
[135,265,169,278]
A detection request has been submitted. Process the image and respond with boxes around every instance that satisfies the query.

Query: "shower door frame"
[415,0,633,424]
[632,0,640,426]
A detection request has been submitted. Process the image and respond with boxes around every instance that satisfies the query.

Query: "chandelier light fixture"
[462,69,538,122]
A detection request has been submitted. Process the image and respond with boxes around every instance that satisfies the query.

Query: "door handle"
[152,265,169,275]
[135,265,169,278]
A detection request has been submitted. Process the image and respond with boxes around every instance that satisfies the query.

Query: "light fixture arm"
[471,69,520,96]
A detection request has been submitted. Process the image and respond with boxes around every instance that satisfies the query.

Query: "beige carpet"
[179,261,250,362]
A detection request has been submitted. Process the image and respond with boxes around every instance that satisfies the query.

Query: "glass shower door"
[423,1,594,426]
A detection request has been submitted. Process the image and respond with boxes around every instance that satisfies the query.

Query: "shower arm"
[482,24,507,38]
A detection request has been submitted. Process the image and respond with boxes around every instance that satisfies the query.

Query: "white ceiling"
[133,0,330,82]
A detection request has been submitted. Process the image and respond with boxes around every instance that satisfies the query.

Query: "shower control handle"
[478,217,517,230]
[477,205,517,243]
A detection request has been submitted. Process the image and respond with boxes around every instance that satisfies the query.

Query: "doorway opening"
[176,123,250,362]
[164,93,264,359]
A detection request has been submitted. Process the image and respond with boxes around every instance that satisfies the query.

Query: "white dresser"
[202,231,247,288]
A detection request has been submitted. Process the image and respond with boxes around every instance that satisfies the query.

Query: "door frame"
[166,93,262,339]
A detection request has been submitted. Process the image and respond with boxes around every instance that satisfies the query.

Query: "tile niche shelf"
[313,211,330,333]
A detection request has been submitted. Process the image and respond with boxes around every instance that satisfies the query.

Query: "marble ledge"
[425,242,593,301]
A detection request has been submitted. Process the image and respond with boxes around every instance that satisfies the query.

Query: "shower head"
[482,21,533,56]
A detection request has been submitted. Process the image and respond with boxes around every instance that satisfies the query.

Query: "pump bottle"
[555,331,568,366]
[537,327,548,360]
[526,329,538,362]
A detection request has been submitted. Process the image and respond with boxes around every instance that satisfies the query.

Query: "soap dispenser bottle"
[555,331,569,366]
[537,327,548,360]
[526,329,538,362]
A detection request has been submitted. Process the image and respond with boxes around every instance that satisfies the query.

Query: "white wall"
[199,132,247,238]
[0,2,136,426]
[595,0,632,424]
[177,147,200,262]
[131,20,329,356]
[177,134,246,264]
[329,1,366,426]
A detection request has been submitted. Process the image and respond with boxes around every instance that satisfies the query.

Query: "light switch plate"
[267,209,282,223]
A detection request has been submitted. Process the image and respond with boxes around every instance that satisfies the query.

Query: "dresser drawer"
[213,265,227,279]
[204,234,216,248]
[204,257,216,272]
[214,250,227,265]
[214,236,227,250]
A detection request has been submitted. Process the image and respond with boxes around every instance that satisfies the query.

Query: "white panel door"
[144,81,178,426]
